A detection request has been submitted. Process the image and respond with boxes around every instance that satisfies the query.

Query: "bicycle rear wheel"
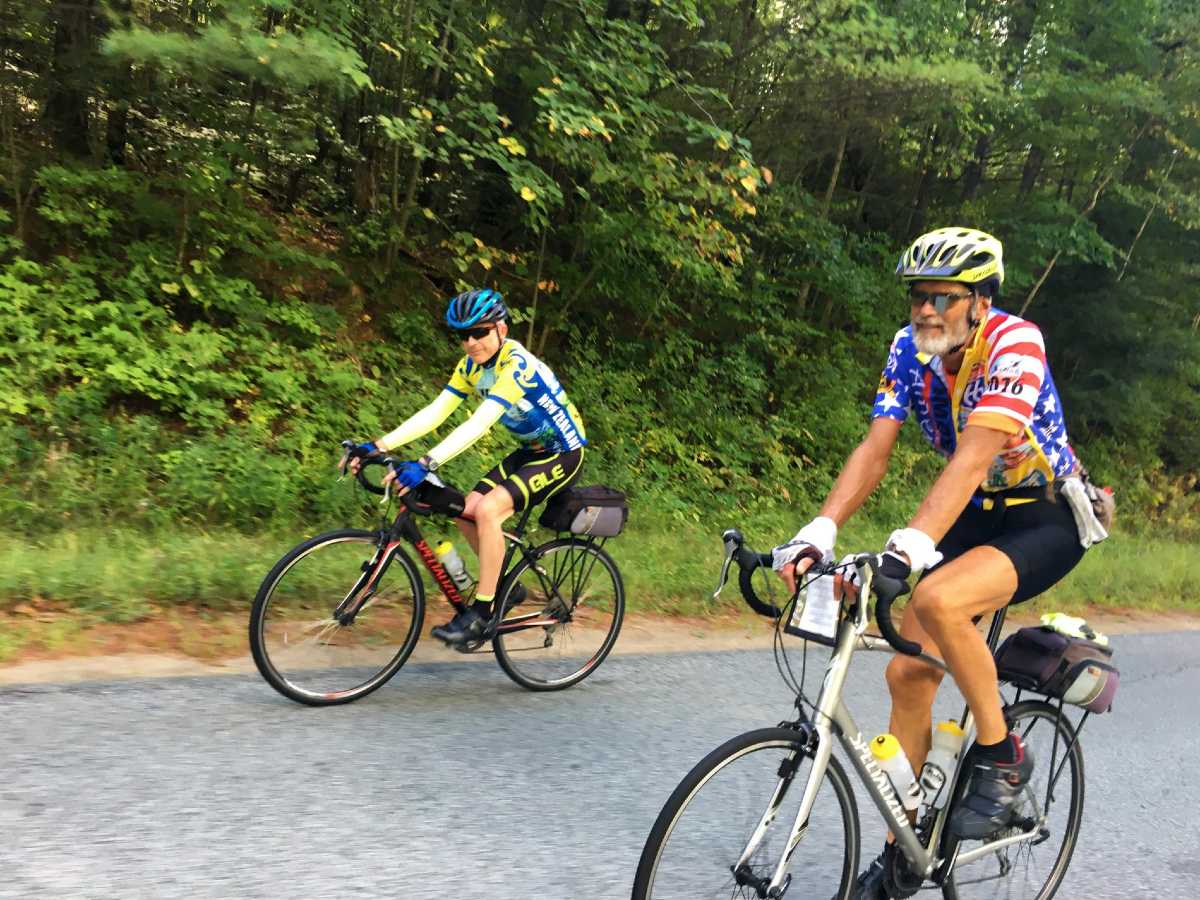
[634,727,858,899]
[249,529,425,706]
[942,700,1085,900]
[492,538,624,691]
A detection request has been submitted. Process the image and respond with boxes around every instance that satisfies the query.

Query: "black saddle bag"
[994,626,1119,714]
[539,485,629,537]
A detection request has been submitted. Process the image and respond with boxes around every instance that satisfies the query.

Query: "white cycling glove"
[884,527,943,574]
[772,516,838,573]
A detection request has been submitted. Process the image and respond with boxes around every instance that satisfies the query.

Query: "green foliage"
[0,518,1192,623]
[0,0,1197,557]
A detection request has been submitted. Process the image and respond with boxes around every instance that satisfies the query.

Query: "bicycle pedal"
[454,637,489,653]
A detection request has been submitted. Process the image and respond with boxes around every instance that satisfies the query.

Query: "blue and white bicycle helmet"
[445,288,508,329]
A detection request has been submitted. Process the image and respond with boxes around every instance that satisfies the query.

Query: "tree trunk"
[855,159,876,223]
[43,0,96,158]
[1118,150,1178,282]
[396,0,457,240]
[1020,119,1153,314]
[796,127,848,313]
[3,98,35,244]
[1019,172,1113,316]
[961,132,991,201]
[819,128,848,218]
[105,100,129,166]
[902,125,938,236]
[526,227,549,349]
[100,0,133,166]
[1018,144,1044,198]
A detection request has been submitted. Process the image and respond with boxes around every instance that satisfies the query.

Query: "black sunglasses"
[908,287,975,314]
[451,326,496,341]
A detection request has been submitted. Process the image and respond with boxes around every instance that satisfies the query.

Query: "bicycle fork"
[736,624,942,898]
[334,538,402,624]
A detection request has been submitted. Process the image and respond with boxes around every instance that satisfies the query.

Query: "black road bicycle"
[632,529,1089,900]
[249,454,624,705]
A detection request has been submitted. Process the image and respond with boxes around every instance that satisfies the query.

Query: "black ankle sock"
[471,600,493,617]
[974,734,1018,764]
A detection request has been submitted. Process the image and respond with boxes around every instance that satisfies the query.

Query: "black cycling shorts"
[925,487,1085,605]
[473,446,585,513]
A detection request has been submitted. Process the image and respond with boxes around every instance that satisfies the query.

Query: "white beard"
[913,316,971,356]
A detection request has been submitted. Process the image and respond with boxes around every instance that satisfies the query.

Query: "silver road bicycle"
[632,529,1086,900]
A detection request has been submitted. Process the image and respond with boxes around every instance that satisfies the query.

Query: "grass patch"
[0,529,296,618]
[0,516,1193,628]
[0,625,27,663]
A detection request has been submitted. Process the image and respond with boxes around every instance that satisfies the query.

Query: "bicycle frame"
[741,563,1045,896]
[335,491,582,638]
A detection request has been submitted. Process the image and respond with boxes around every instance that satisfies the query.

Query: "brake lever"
[712,545,735,601]
[337,440,356,481]
[379,457,396,505]
[711,528,744,601]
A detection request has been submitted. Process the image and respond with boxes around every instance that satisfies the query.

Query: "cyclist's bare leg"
[911,545,1018,745]
[886,607,946,774]
[456,491,485,554]
[470,487,515,600]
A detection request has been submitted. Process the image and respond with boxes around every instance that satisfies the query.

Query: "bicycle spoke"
[251,533,424,705]
[944,702,1083,900]
[493,539,623,691]
[633,731,856,900]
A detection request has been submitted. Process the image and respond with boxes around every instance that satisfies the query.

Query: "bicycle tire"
[737,552,786,619]
[633,727,859,900]
[941,700,1085,900]
[249,529,425,706]
[492,538,624,691]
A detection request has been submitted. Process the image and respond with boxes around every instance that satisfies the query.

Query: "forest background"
[1,0,1198,650]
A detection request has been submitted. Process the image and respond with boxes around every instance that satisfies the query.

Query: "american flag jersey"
[872,308,1077,492]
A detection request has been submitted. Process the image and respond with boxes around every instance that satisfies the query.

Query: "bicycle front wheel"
[492,538,624,691]
[633,728,859,900]
[942,700,1085,900]
[249,529,425,706]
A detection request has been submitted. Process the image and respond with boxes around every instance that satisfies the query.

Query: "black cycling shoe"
[844,843,895,900]
[431,607,489,645]
[949,737,1035,840]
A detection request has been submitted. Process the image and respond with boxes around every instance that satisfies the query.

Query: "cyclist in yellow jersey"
[350,289,587,644]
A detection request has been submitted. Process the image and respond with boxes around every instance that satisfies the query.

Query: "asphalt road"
[2,630,1198,899]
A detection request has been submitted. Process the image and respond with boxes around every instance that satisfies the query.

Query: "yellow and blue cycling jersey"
[446,340,587,453]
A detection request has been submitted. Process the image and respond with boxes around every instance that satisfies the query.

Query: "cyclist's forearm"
[819,441,891,526]
[377,391,461,451]
[424,399,506,468]
[909,425,1007,541]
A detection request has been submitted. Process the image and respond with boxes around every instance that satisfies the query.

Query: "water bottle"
[435,541,473,592]
[871,734,922,813]
[918,720,966,810]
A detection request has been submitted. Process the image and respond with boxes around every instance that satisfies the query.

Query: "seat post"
[508,502,537,539]
[984,606,1009,652]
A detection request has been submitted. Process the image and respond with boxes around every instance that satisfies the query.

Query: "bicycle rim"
[942,701,1085,900]
[249,530,424,705]
[633,728,858,900]
[492,539,624,691]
